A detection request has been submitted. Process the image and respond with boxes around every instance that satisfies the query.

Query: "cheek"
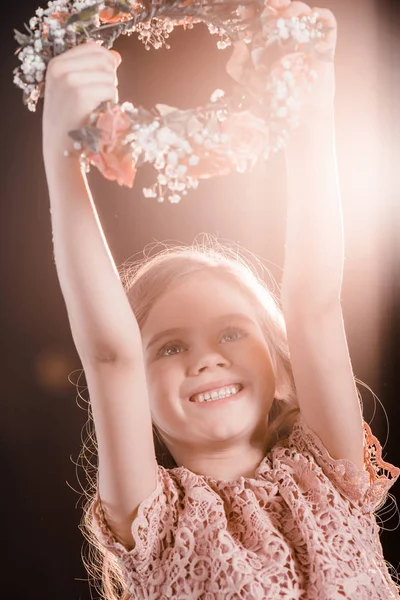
[242,339,271,364]
[146,361,180,410]
[245,342,276,384]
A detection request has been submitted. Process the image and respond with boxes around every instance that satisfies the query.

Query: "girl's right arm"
[43,43,157,547]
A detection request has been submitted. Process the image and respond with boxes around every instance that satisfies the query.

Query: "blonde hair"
[79,234,301,600]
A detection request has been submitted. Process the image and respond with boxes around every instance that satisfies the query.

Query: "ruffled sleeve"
[289,413,400,513]
[91,463,181,573]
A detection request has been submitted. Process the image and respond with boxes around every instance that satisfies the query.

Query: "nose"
[188,346,231,375]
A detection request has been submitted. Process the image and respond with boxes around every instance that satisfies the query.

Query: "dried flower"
[14,0,330,202]
[87,103,136,187]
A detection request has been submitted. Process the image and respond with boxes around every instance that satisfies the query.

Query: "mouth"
[189,384,244,407]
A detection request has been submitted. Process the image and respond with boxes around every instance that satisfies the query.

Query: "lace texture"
[92,415,400,599]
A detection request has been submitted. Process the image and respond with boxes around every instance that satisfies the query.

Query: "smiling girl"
[41,0,400,598]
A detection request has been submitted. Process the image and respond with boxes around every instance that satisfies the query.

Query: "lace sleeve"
[290,414,400,513]
[91,463,180,569]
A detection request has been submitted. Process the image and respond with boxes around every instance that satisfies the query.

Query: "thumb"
[226,42,250,82]
[110,49,122,67]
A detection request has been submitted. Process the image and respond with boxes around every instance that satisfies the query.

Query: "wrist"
[285,112,336,150]
[43,143,86,187]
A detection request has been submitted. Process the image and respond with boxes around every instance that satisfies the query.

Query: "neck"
[168,436,268,481]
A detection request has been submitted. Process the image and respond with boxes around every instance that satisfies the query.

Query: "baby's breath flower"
[188,155,200,166]
[13,0,328,202]
[210,89,225,103]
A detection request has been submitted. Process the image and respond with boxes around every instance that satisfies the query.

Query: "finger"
[265,0,291,10]
[62,71,117,88]
[83,83,119,105]
[273,3,337,54]
[279,1,313,17]
[49,53,117,77]
[55,42,118,70]
[311,7,338,49]
[226,41,251,83]
[109,49,122,67]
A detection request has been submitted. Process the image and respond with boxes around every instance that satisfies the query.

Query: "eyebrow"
[145,313,255,352]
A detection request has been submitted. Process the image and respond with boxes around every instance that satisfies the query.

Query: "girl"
[42,0,399,598]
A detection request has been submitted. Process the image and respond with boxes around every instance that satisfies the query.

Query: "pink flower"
[185,111,270,179]
[222,111,270,158]
[99,6,132,24]
[90,150,136,188]
[89,104,136,188]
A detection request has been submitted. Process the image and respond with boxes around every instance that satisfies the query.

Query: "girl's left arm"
[273,2,365,470]
[281,114,365,472]
[281,116,343,308]
[226,1,366,469]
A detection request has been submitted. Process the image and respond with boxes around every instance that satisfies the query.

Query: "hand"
[227,1,338,121]
[42,42,121,159]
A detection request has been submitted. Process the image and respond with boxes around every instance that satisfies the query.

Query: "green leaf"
[115,0,133,14]
[66,6,99,27]
[206,112,220,135]
[186,115,203,136]
[156,104,179,117]
[14,29,32,46]
[68,126,102,154]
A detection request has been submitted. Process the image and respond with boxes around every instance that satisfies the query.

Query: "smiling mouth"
[189,383,243,404]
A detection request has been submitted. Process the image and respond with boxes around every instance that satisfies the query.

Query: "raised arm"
[43,43,158,546]
[43,43,139,365]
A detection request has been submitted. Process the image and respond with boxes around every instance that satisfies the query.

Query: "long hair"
[79,234,301,600]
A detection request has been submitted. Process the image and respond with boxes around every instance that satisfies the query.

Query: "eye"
[221,327,246,343]
[158,342,184,358]
[157,327,247,358]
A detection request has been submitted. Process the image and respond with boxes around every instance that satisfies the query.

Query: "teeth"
[191,384,242,403]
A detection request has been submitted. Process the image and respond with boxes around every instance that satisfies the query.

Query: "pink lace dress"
[92,413,400,599]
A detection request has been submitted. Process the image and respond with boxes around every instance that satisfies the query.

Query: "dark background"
[2,1,399,599]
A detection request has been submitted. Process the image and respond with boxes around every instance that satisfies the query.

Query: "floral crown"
[14,0,330,203]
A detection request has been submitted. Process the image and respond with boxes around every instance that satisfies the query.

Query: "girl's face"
[141,271,276,468]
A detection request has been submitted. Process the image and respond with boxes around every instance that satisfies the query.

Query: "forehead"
[143,271,258,332]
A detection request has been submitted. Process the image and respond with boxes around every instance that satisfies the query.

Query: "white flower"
[278,27,289,40]
[121,102,138,115]
[143,188,157,198]
[188,155,199,166]
[165,165,176,178]
[13,74,25,89]
[276,82,287,100]
[286,97,300,110]
[157,173,168,185]
[282,71,295,86]
[277,106,288,118]
[48,18,62,31]
[22,62,33,75]
[210,88,225,103]
[167,151,178,166]
[181,140,192,154]
[156,126,178,147]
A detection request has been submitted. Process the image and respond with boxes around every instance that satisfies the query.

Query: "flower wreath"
[14,0,331,203]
